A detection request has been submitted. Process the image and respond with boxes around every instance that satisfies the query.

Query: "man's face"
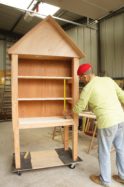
[79,74,90,85]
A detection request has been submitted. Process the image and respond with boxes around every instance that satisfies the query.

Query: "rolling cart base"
[12,148,82,175]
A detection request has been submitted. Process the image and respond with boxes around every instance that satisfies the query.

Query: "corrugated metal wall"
[0,37,16,120]
[0,39,14,74]
[0,40,5,70]
[0,40,6,108]
[66,26,98,74]
[100,13,124,78]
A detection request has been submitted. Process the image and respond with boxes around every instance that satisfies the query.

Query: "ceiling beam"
[99,7,124,22]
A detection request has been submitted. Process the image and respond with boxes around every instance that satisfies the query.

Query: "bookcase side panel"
[11,54,21,169]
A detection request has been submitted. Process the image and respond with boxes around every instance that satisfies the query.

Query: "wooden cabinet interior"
[18,57,73,118]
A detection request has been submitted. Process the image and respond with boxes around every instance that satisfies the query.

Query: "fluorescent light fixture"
[38,3,60,16]
[0,0,60,16]
[0,0,31,9]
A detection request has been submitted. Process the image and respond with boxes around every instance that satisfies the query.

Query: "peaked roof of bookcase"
[8,16,84,58]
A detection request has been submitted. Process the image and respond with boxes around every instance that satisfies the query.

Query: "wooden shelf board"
[18,76,72,80]
[19,116,74,129]
[79,111,96,119]
[18,98,72,101]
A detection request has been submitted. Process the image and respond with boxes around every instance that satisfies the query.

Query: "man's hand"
[63,111,73,118]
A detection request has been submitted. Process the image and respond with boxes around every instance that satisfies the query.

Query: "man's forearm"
[73,100,86,114]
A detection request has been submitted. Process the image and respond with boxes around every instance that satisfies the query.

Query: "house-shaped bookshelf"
[8,16,84,171]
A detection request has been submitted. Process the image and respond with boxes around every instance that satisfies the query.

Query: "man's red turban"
[77,63,92,76]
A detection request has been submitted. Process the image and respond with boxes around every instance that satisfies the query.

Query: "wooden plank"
[11,54,21,169]
[18,76,72,79]
[64,126,69,150]
[63,78,69,151]
[72,58,79,161]
[18,98,72,101]
[19,117,73,124]
[63,79,66,112]
[18,54,71,60]
[19,122,72,129]
[79,112,96,119]
[19,117,74,129]
[31,150,63,169]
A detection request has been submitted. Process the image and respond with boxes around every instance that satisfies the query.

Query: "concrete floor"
[0,121,123,187]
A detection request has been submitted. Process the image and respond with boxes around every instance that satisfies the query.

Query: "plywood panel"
[31,150,63,169]
[18,101,72,117]
[8,16,84,58]
[18,59,72,77]
[18,79,72,98]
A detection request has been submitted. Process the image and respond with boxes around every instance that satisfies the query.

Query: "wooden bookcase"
[8,16,84,171]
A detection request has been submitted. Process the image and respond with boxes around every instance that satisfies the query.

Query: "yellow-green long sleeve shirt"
[73,76,124,129]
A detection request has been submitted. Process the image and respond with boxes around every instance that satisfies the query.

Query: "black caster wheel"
[17,171,22,176]
[69,163,76,169]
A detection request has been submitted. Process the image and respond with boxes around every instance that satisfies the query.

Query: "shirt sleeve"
[73,85,92,114]
[114,81,124,104]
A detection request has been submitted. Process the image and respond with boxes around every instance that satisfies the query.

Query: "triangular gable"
[8,16,84,58]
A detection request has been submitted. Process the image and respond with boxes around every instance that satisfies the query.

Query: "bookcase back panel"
[18,79,71,98]
[18,59,72,77]
[18,101,71,117]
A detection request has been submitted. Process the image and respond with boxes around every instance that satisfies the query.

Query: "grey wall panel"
[0,33,16,75]
[100,21,106,75]
[105,18,115,76]
[91,29,98,72]
[83,28,91,62]
[67,28,78,43]
[77,27,85,52]
[0,40,5,70]
[66,26,98,74]
[100,13,124,78]
[114,14,124,78]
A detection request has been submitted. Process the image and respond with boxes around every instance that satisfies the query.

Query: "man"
[73,63,124,187]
